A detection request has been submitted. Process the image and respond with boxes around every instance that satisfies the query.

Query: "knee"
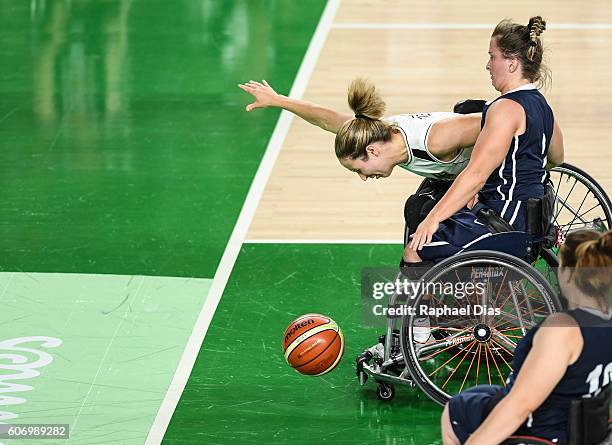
[403,247,422,263]
[404,194,434,235]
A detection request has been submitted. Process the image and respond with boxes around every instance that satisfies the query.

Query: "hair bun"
[528,16,547,38]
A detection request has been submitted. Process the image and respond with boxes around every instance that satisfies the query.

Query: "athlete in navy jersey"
[498,307,612,441]
[478,84,555,230]
[442,229,612,445]
[406,17,564,263]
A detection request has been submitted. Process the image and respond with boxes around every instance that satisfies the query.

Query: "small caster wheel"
[376,382,395,401]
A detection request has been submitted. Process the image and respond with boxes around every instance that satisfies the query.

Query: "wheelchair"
[356,163,611,405]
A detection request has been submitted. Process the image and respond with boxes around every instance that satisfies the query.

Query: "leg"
[418,209,491,263]
[403,246,422,263]
[403,179,451,246]
[443,385,504,444]
[441,403,461,445]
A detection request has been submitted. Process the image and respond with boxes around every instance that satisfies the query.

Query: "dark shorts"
[417,207,493,262]
[448,384,504,443]
[416,199,527,262]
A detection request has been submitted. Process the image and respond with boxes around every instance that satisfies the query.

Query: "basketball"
[282,314,344,376]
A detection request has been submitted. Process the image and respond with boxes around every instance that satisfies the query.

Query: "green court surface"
[0,272,211,445]
[0,0,325,278]
[162,244,442,444]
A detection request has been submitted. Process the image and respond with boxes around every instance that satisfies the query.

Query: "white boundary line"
[144,1,341,443]
[333,23,612,30]
[245,239,402,244]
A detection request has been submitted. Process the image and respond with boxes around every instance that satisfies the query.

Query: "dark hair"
[492,16,551,88]
[334,78,392,159]
[560,230,612,307]
[559,230,601,268]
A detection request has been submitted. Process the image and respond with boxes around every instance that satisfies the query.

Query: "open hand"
[409,217,440,251]
[237,79,280,112]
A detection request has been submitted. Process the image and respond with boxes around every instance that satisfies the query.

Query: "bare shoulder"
[542,312,579,328]
[486,98,524,120]
[535,313,581,343]
[535,312,583,362]
[429,112,481,155]
[482,99,525,137]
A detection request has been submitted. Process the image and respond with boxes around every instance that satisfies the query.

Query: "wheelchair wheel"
[550,163,612,238]
[535,163,611,302]
[401,251,561,406]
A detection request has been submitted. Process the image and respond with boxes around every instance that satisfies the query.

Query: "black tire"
[550,163,612,236]
[400,250,560,406]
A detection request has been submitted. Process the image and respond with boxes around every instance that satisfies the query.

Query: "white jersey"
[384,112,473,181]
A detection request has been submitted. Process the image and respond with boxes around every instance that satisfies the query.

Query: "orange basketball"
[282,313,344,376]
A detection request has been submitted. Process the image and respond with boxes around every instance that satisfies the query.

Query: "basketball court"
[1,1,611,444]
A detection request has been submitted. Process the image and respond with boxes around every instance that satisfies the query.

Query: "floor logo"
[0,337,62,423]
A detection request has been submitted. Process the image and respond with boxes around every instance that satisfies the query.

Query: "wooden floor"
[248,0,612,241]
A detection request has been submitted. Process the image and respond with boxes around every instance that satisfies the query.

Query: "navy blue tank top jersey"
[479,84,554,230]
[503,307,612,442]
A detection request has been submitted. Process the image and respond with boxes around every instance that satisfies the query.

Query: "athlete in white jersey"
[238,79,480,182]
[385,113,473,181]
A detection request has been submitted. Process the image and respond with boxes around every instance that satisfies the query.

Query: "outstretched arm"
[238,80,353,134]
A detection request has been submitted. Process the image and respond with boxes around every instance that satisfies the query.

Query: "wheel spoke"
[442,341,477,389]
[491,331,517,350]
[484,341,492,385]
[475,343,482,386]
[489,338,515,371]
[562,190,590,230]
[555,176,578,220]
[485,342,507,385]
[418,329,471,360]
[429,340,476,377]
[459,343,481,393]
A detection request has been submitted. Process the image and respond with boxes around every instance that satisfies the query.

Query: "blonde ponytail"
[348,78,386,120]
[335,78,391,159]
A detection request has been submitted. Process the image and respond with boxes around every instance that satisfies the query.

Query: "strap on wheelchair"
[471,202,514,234]
[567,384,611,445]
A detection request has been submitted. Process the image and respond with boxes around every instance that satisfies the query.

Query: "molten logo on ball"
[284,319,314,343]
[282,314,344,376]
